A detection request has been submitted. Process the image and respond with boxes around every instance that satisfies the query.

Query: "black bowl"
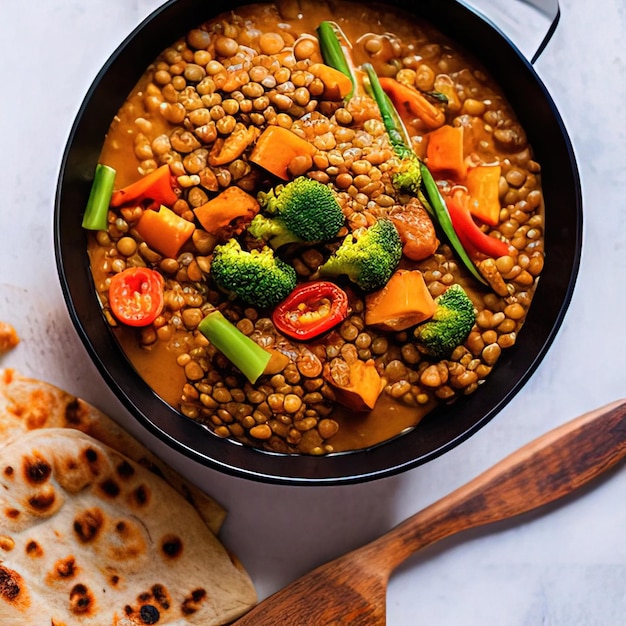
[54,0,582,485]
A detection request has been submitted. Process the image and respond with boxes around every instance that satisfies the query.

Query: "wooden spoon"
[232,399,626,625]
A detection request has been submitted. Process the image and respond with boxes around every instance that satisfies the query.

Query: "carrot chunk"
[426,124,467,180]
[134,205,195,259]
[249,126,317,180]
[465,165,502,226]
[309,63,354,100]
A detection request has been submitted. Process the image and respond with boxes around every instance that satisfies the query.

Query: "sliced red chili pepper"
[272,281,348,341]
[108,267,165,327]
[445,195,510,259]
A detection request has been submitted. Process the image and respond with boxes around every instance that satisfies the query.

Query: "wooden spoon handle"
[369,399,626,573]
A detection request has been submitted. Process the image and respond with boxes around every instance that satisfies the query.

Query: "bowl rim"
[54,0,583,485]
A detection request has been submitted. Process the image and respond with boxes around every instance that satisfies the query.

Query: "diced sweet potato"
[324,358,386,412]
[365,269,436,332]
[193,186,260,235]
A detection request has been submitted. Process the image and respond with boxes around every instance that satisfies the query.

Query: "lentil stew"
[86,0,547,456]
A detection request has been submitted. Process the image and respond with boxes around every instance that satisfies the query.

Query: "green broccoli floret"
[317,218,402,292]
[210,238,296,309]
[248,176,345,248]
[392,152,423,196]
[414,284,477,359]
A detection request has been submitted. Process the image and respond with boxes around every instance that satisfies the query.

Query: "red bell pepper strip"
[272,281,348,341]
[110,164,178,209]
[445,196,510,259]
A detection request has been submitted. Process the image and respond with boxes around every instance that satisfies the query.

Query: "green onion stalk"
[316,21,487,286]
[198,309,271,384]
[316,21,358,99]
[81,163,116,231]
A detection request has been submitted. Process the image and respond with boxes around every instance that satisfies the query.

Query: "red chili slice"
[445,195,510,259]
[108,267,165,327]
[272,281,349,341]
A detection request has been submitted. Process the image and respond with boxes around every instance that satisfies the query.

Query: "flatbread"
[0,428,257,625]
[0,369,226,535]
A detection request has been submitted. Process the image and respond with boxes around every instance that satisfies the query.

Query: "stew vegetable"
[272,281,349,340]
[107,267,165,327]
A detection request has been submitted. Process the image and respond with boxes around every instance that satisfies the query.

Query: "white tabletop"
[1,1,625,623]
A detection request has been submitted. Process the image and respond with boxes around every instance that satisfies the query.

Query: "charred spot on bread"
[69,583,95,615]
[23,454,52,484]
[151,583,170,609]
[55,556,77,579]
[132,484,150,507]
[25,540,43,557]
[73,508,104,543]
[27,485,56,513]
[64,397,87,426]
[139,604,160,624]
[181,588,208,615]
[98,478,121,498]
[160,534,183,559]
[0,535,15,551]
[116,459,135,479]
[0,565,24,602]
[5,507,20,520]
[124,584,172,623]
[4,465,14,478]
[83,447,101,473]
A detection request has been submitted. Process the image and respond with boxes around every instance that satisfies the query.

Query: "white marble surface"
[1,1,625,623]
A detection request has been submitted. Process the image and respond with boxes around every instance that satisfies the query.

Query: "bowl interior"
[54,0,582,485]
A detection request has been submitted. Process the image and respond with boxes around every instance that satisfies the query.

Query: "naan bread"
[0,428,257,625]
[0,369,226,535]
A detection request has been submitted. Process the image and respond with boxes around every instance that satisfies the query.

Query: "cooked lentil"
[88,1,545,455]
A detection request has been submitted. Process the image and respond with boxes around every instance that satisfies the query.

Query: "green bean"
[419,162,487,285]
